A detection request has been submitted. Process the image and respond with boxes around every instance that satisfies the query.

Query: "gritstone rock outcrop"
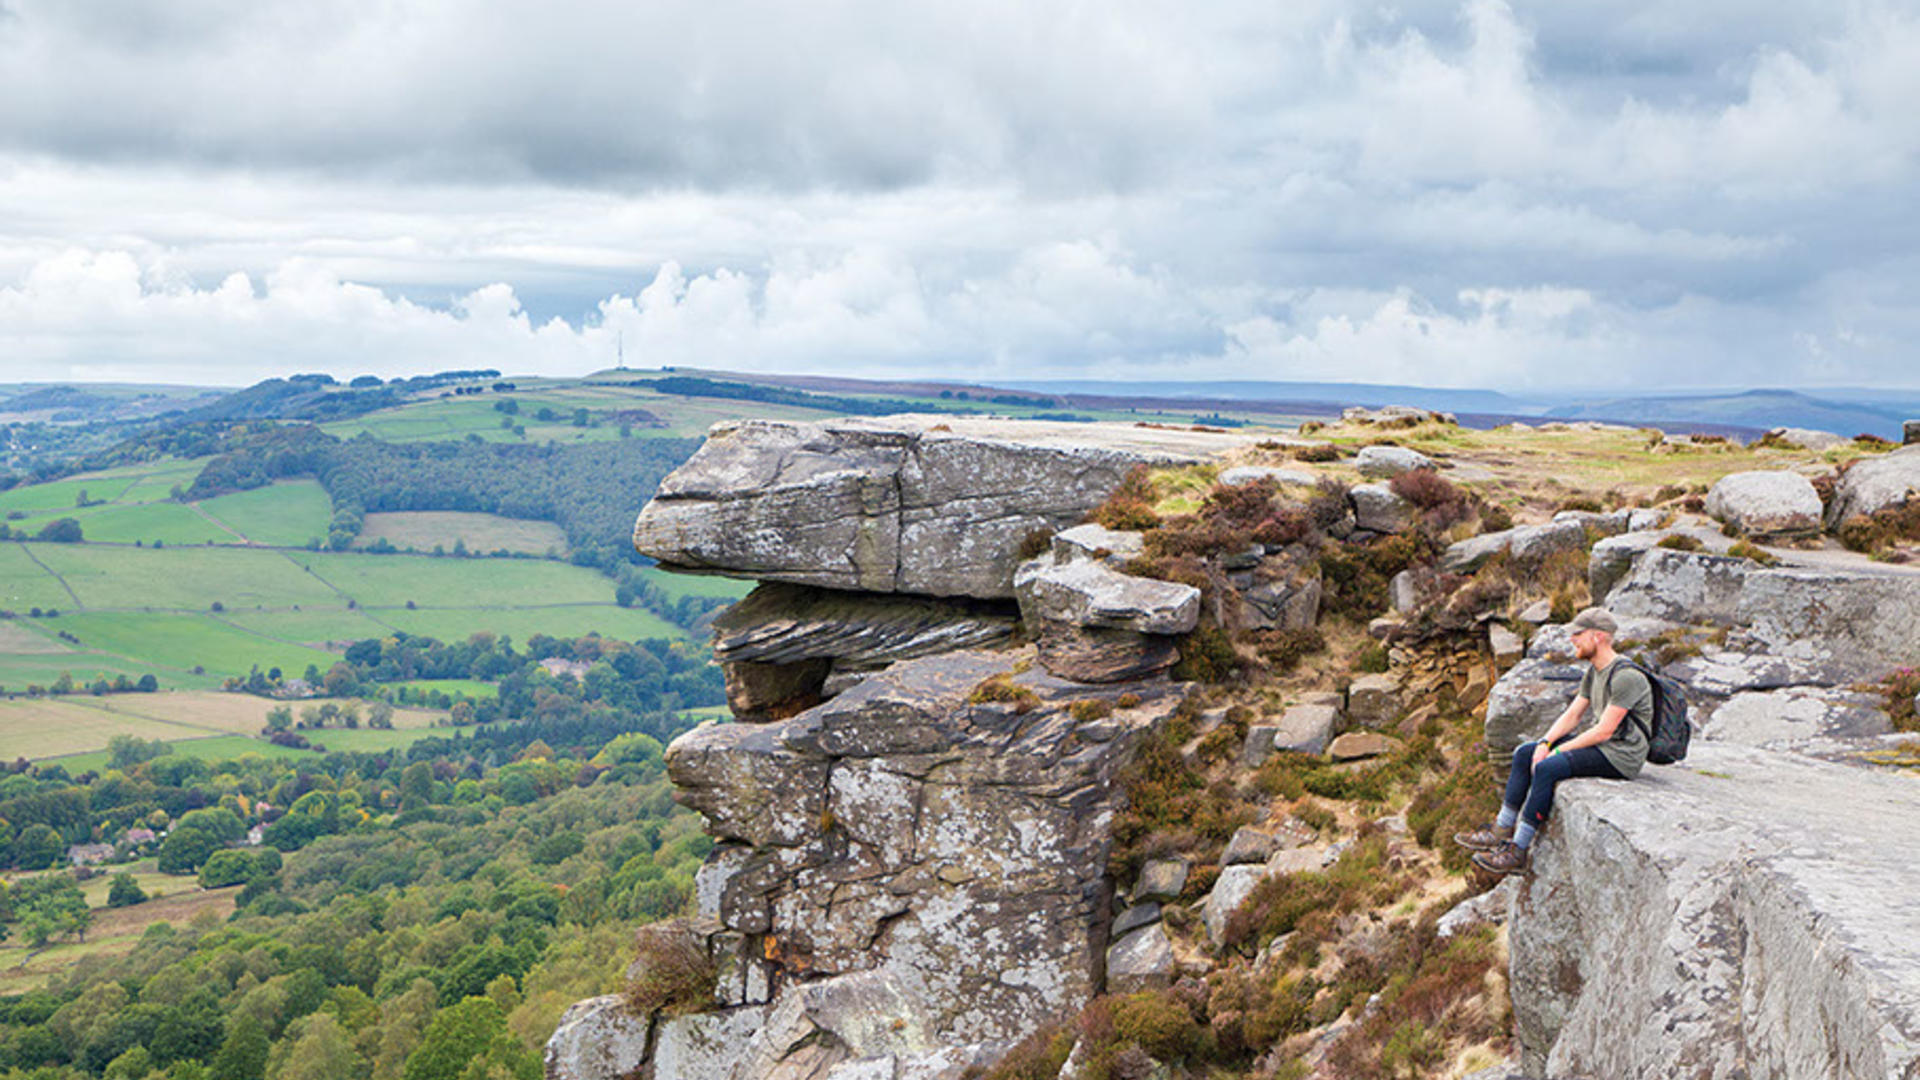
[1475,521,1920,1079]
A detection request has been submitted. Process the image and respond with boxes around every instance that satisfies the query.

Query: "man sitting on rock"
[1456,606,1650,875]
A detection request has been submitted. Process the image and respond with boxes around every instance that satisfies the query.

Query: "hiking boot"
[1453,822,1512,852]
[1473,842,1531,876]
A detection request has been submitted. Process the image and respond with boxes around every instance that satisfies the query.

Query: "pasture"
[49,612,342,677]
[298,551,615,607]
[356,511,568,556]
[30,544,338,610]
[0,690,447,762]
[196,480,333,546]
[5,501,237,546]
[376,604,680,644]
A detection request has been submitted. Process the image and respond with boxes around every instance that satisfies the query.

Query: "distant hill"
[999,379,1533,415]
[1541,389,1907,440]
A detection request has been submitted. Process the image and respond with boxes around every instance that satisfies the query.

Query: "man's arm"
[1552,705,1626,752]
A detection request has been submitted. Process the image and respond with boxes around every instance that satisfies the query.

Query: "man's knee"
[1535,754,1574,783]
[1512,741,1538,766]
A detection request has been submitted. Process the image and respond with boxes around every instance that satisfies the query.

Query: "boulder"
[1049,523,1145,566]
[1508,520,1588,564]
[1482,656,1583,765]
[1273,703,1340,757]
[1551,508,1632,537]
[1704,471,1823,540]
[544,996,653,1080]
[634,416,1244,599]
[1824,443,1920,528]
[650,1007,773,1080]
[1217,466,1318,488]
[1510,742,1920,1079]
[1348,483,1412,533]
[1105,924,1175,994]
[1907,420,1920,446]
[1343,405,1454,427]
[666,649,1182,1043]
[1761,427,1849,452]
[1327,732,1400,761]
[1354,445,1436,478]
[1134,859,1189,903]
[1435,878,1519,940]
[1388,567,1443,614]
[1014,559,1199,683]
[1587,530,1673,601]
[1111,902,1161,940]
[1440,529,1516,573]
[1239,725,1279,769]
[1014,560,1199,636]
[1442,521,1590,573]
[1345,673,1402,729]
[1202,864,1269,946]
[1488,624,1525,670]
[1238,559,1322,631]
[1222,827,1278,865]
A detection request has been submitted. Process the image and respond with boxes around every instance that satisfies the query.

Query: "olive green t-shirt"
[1577,658,1652,779]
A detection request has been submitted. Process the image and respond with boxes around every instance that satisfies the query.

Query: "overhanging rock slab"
[634,416,1248,599]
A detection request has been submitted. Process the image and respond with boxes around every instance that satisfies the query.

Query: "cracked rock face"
[633,416,1242,599]
[665,648,1181,1046]
[1510,742,1920,1080]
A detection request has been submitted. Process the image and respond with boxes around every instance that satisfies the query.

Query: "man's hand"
[1531,742,1554,769]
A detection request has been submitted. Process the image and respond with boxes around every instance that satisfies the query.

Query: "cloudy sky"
[2,0,1917,390]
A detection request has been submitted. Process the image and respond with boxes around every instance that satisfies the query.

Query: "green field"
[7,501,235,546]
[0,654,222,694]
[376,604,680,644]
[48,612,342,679]
[30,544,339,610]
[220,608,398,646]
[197,481,333,546]
[356,511,568,556]
[298,552,615,607]
[0,544,76,611]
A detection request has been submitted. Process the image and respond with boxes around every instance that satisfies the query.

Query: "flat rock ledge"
[633,416,1249,599]
[1510,741,1920,1080]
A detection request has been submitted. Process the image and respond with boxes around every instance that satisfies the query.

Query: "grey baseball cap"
[1569,607,1618,635]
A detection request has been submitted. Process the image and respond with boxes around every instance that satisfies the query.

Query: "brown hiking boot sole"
[1472,844,1532,876]
[1453,825,1512,852]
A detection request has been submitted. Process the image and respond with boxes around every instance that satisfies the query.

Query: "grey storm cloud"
[1,0,1918,389]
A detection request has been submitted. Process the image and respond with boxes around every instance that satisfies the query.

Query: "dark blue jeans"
[1505,741,1625,827]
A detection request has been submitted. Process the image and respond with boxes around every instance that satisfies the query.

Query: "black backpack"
[1608,660,1692,765]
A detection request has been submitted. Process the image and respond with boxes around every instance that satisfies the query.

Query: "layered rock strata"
[667,648,1182,1048]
